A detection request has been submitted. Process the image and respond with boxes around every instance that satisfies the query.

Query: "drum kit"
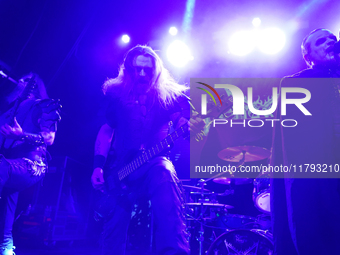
[183,145,273,255]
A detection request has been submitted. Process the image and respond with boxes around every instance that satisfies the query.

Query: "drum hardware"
[185,181,220,255]
[184,187,233,255]
[212,213,264,232]
[216,189,234,196]
[255,214,272,230]
[253,173,271,213]
[190,191,215,196]
[190,189,234,200]
[206,228,274,255]
[213,177,253,186]
[192,155,247,255]
[182,184,209,192]
[185,209,227,255]
[185,202,234,209]
[184,148,273,254]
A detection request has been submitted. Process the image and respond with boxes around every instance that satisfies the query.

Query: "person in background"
[0,73,61,255]
[271,29,340,255]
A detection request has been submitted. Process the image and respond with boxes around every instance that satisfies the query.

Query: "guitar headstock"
[18,75,36,102]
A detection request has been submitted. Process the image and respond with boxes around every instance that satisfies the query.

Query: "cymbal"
[213,177,253,185]
[190,191,215,195]
[218,145,270,162]
[213,177,231,185]
[185,202,234,209]
[182,185,209,192]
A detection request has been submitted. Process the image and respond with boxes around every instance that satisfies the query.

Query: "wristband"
[93,155,106,169]
[21,132,45,146]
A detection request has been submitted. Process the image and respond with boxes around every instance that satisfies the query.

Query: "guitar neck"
[8,76,36,124]
[117,123,188,181]
[117,93,234,181]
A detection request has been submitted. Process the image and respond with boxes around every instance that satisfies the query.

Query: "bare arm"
[91,123,114,191]
[95,123,114,157]
[0,117,56,146]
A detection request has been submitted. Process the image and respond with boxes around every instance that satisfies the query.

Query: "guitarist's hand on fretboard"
[188,111,205,135]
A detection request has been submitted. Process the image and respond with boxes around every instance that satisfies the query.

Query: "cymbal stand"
[196,150,246,255]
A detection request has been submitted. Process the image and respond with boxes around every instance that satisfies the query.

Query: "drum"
[207,229,273,255]
[185,202,231,222]
[253,174,270,213]
[215,213,257,230]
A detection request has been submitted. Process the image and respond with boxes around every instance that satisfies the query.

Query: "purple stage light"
[228,31,255,56]
[169,27,178,36]
[121,34,130,44]
[258,28,286,55]
[166,40,193,67]
[252,17,261,27]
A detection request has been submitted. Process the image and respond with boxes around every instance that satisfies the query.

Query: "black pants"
[101,157,190,255]
[271,178,340,255]
[0,155,44,252]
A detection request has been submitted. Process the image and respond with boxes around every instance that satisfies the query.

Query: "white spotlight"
[252,18,261,27]
[258,28,286,55]
[121,34,130,43]
[167,40,193,67]
[228,31,255,56]
[169,27,178,36]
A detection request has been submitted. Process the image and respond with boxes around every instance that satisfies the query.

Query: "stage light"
[121,34,130,43]
[228,31,255,56]
[252,18,261,27]
[258,28,286,55]
[169,27,178,36]
[166,40,193,67]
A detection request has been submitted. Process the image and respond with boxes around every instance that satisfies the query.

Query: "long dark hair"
[102,45,188,108]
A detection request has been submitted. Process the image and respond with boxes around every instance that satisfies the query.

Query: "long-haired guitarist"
[0,73,61,255]
[91,45,203,255]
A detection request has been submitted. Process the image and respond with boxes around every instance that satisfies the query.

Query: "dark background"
[0,1,340,252]
[1,0,339,169]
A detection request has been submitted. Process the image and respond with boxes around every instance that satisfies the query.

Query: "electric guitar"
[94,93,234,220]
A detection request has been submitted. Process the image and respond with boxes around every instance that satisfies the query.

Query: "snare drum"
[253,174,271,213]
[207,229,273,255]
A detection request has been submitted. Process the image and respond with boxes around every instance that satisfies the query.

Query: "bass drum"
[207,229,273,255]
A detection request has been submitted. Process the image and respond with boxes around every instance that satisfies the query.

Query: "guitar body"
[94,150,150,220]
[94,151,171,220]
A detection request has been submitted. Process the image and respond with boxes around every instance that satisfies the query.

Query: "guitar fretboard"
[118,123,188,181]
